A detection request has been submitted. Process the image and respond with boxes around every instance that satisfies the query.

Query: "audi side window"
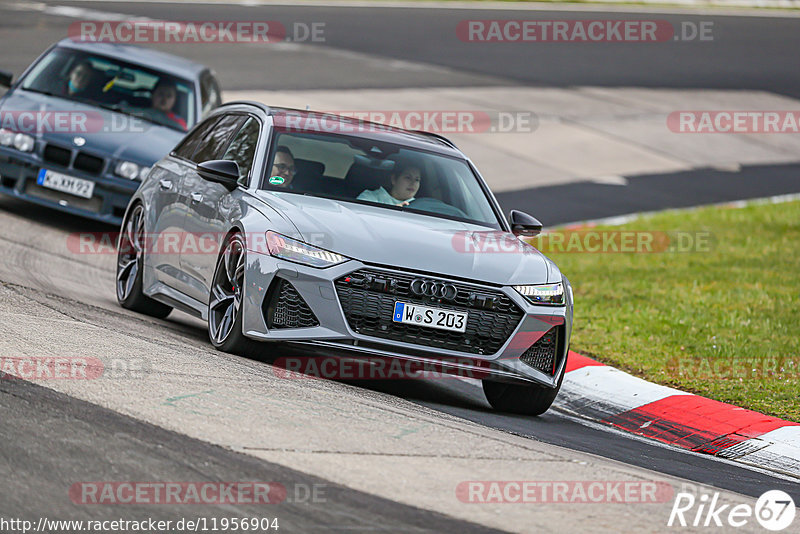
[172,117,221,160]
[191,114,246,164]
[222,117,260,185]
[200,71,222,118]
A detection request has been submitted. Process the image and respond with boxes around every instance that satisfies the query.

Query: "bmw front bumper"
[0,146,139,226]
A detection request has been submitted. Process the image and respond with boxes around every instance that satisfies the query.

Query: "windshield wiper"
[21,87,60,98]
[94,103,185,132]
[300,191,351,202]
[23,87,105,108]
[20,88,182,131]
[95,102,148,121]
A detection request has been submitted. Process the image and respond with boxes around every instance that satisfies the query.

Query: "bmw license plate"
[393,302,468,333]
[37,169,95,199]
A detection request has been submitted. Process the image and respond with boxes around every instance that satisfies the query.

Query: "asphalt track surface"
[4,1,800,96]
[495,162,800,226]
[1,377,507,533]
[1,0,799,529]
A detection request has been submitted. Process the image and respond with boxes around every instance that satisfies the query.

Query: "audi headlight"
[13,132,34,152]
[514,282,565,306]
[115,161,140,180]
[0,129,14,146]
[266,231,346,268]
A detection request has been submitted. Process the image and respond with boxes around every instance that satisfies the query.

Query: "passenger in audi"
[357,162,422,207]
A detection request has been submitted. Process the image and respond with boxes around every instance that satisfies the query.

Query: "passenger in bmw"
[357,162,422,207]
[147,78,187,130]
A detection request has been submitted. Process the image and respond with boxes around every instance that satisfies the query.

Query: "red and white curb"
[559,352,800,479]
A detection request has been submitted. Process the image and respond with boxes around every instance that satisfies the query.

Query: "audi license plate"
[37,168,95,199]
[393,302,468,333]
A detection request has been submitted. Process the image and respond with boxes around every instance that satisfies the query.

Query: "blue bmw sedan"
[0,39,221,225]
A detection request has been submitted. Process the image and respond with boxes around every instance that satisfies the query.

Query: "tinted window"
[222,117,260,185]
[192,114,246,164]
[172,116,221,160]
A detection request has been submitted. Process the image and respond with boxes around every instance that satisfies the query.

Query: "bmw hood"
[0,89,184,164]
[255,192,556,286]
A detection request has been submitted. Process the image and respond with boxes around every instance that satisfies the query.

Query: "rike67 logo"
[668,490,795,531]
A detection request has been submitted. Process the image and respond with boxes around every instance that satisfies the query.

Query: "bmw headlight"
[514,282,565,306]
[0,129,14,146]
[115,161,140,180]
[266,231,346,268]
[13,133,35,152]
[0,130,37,152]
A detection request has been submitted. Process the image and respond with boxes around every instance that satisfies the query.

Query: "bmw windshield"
[20,47,195,131]
[260,126,503,229]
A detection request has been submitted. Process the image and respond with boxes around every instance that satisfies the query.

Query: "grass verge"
[538,199,800,422]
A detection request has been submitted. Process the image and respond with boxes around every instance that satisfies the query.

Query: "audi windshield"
[261,129,503,229]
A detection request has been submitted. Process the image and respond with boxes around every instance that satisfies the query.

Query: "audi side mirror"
[197,159,239,190]
[509,210,543,237]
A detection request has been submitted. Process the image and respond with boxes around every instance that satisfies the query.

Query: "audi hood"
[254,191,559,287]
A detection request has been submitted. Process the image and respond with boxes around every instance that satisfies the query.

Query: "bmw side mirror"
[509,210,543,237]
[0,70,13,88]
[197,159,240,190]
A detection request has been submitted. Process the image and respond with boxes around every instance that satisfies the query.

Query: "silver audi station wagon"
[117,102,574,415]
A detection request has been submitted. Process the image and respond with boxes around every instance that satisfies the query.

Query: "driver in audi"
[357,161,422,207]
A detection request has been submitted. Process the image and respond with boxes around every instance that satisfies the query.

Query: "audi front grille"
[334,268,523,355]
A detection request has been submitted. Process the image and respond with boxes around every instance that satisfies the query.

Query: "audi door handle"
[158,179,173,191]
[190,192,203,203]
